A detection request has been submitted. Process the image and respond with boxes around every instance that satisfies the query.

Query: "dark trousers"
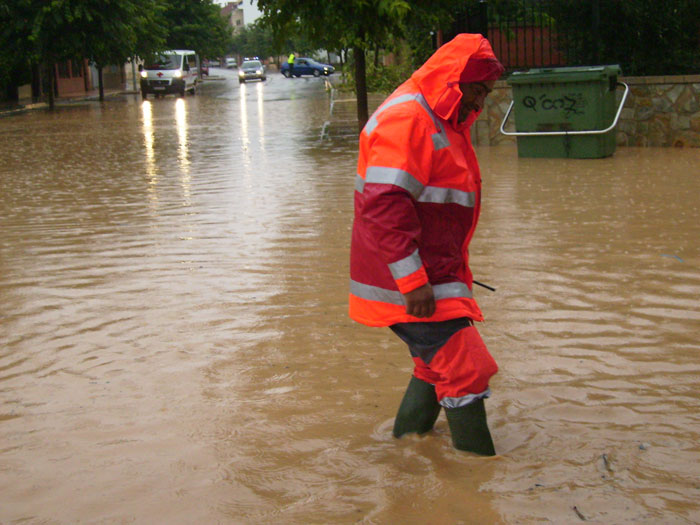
[390,317,498,408]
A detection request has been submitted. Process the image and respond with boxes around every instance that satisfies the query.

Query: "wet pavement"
[1,67,700,524]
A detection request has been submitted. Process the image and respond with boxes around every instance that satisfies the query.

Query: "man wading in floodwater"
[349,33,505,455]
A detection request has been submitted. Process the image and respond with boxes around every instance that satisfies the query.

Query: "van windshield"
[145,54,181,70]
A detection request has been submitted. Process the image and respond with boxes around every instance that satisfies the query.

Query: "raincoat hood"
[410,34,503,126]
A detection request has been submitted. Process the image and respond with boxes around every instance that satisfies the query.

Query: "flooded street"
[2,68,700,524]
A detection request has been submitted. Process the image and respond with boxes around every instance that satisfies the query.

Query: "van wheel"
[179,86,185,97]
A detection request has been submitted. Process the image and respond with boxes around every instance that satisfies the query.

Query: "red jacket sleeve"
[357,107,434,294]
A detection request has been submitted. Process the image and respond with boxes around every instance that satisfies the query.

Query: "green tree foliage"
[0,0,167,105]
[402,0,471,67]
[230,21,277,60]
[256,0,413,128]
[0,0,37,93]
[546,0,700,75]
[343,51,415,95]
[256,0,475,129]
[256,0,409,50]
[228,20,317,64]
[162,0,234,59]
[0,0,233,104]
[0,0,91,102]
[76,0,168,67]
[81,0,167,100]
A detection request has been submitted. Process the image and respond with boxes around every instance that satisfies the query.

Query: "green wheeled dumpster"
[500,65,629,158]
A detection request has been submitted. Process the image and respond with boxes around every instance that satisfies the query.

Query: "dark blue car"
[281,57,335,78]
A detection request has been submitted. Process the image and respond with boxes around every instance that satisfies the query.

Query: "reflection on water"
[240,82,250,167]
[141,100,155,174]
[256,82,265,150]
[1,79,699,524]
[473,147,700,524]
[175,98,190,168]
[238,82,266,173]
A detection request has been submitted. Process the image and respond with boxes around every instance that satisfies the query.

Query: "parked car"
[140,49,199,98]
[238,59,266,83]
[225,57,238,69]
[209,59,220,67]
[281,57,335,78]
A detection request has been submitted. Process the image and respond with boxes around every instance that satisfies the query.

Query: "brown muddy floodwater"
[1,73,700,524]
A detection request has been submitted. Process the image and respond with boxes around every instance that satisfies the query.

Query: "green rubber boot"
[392,376,442,438]
[444,398,496,456]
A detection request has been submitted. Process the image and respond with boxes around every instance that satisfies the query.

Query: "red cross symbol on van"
[157,72,163,77]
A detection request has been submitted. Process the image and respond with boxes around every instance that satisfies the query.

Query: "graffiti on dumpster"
[522,92,586,117]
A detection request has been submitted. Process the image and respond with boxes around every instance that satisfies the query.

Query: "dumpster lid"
[507,65,621,85]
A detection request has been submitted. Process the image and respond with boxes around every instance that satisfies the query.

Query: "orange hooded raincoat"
[349,34,501,328]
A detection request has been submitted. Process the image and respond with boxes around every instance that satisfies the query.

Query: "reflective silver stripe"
[432,130,450,150]
[440,388,491,409]
[365,94,420,135]
[419,186,475,207]
[365,166,424,198]
[364,92,450,151]
[433,282,473,300]
[413,93,450,150]
[350,280,405,306]
[350,280,472,304]
[359,170,475,208]
[388,249,422,280]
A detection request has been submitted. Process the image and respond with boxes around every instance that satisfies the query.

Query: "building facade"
[221,1,244,33]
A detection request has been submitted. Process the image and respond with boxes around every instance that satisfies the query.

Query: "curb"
[0,104,42,117]
[1,90,141,116]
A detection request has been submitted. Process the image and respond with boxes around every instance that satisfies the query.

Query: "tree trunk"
[353,46,368,133]
[98,65,104,101]
[48,62,55,110]
[5,71,19,102]
[32,63,41,102]
[83,60,90,92]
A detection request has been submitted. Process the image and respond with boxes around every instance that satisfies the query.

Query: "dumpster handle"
[499,82,629,137]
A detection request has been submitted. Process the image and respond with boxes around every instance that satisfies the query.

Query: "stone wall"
[475,74,700,148]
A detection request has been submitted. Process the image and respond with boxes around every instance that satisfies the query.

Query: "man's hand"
[403,283,435,318]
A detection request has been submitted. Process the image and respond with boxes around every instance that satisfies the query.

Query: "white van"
[140,50,199,98]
